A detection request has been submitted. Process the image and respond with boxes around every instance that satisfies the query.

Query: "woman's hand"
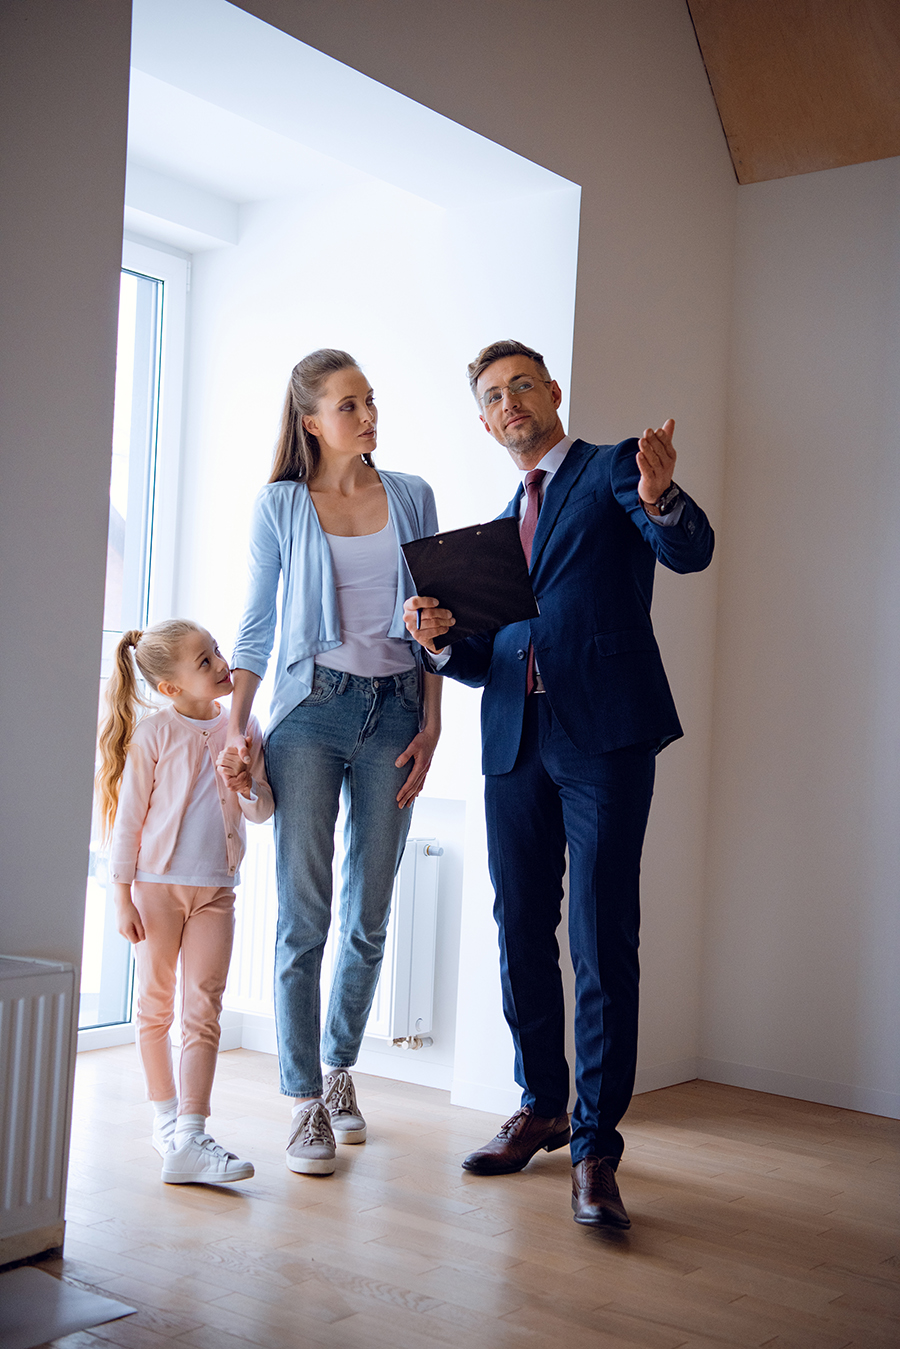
[218,742,253,797]
[220,668,261,795]
[114,882,145,944]
[217,735,252,795]
[394,723,440,809]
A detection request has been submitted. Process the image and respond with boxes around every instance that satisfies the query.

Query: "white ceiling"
[128,0,577,213]
[127,69,368,208]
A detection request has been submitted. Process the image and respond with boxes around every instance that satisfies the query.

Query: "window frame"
[77,238,189,1052]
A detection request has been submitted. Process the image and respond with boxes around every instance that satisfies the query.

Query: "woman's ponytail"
[96,630,150,841]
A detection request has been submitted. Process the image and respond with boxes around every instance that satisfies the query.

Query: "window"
[78,241,187,1042]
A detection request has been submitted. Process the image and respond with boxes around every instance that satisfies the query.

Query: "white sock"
[291,1098,321,1119]
[174,1113,206,1146]
[152,1097,178,1120]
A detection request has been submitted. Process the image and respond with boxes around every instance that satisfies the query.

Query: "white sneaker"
[151,1114,176,1158]
[161,1133,254,1184]
[323,1069,367,1144]
[286,1101,336,1175]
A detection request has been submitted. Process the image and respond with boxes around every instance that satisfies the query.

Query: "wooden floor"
[38,1046,900,1348]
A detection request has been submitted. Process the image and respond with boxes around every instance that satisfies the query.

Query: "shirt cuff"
[644,499,684,527]
[426,647,452,671]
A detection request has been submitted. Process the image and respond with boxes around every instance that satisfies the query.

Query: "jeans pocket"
[397,670,419,714]
[300,666,339,706]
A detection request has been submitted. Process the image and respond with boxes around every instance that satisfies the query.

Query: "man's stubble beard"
[502,420,550,459]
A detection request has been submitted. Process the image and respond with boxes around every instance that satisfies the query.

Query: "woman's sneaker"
[161,1133,254,1184]
[323,1069,367,1144]
[286,1101,336,1174]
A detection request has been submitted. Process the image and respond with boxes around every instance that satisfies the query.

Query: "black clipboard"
[402,516,539,650]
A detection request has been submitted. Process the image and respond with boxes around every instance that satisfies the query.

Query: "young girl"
[97,618,273,1185]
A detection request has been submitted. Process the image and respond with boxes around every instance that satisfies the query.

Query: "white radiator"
[0,956,76,1263]
[226,830,441,1042]
[366,838,442,1041]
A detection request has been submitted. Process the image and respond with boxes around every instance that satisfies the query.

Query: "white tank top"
[315,519,415,677]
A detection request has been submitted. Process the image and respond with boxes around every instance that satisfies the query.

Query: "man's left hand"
[637,418,676,504]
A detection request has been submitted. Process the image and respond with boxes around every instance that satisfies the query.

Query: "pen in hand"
[416,605,421,631]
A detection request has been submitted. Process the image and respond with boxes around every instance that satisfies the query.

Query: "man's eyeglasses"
[480,377,551,408]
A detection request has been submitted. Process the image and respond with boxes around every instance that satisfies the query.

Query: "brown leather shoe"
[571,1156,631,1228]
[462,1106,571,1175]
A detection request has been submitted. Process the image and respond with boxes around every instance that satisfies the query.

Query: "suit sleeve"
[437,629,496,687]
[611,439,715,574]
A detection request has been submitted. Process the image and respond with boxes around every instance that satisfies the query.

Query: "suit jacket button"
[516,649,526,660]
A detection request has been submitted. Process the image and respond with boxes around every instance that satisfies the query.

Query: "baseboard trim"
[237,1011,279,1055]
[634,1058,700,1095]
[450,1078,521,1117]
[77,1023,135,1052]
[698,1058,900,1120]
[355,1041,452,1091]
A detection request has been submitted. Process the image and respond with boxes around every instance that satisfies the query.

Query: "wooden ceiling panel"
[686,0,900,183]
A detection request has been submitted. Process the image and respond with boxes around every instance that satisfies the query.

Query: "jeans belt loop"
[337,671,350,695]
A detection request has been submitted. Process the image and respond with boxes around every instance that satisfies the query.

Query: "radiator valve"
[391,1035,433,1050]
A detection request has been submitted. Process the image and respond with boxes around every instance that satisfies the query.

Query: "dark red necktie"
[519,468,546,566]
[520,469,545,693]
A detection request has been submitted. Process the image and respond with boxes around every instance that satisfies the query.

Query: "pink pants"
[132,882,235,1117]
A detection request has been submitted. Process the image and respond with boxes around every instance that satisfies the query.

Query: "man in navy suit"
[404,340,714,1228]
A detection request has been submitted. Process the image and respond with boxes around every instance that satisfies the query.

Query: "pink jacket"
[109,704,274,885]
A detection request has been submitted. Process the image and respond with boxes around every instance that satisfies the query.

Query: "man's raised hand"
[637,417,676,504]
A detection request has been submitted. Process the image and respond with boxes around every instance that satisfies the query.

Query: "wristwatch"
[643,482,681,516]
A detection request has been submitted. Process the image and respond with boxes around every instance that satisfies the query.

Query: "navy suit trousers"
[484,694,656,1164]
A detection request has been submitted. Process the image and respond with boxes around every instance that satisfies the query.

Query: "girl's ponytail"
[95,618,203,840]
[96,630,151,841]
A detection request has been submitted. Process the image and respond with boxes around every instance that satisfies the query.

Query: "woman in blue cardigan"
[223,349,441,1176]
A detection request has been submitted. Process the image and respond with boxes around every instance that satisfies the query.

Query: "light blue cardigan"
[231,471,438,739]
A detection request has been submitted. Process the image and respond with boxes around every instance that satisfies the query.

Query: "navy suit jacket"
[442,437,715,775]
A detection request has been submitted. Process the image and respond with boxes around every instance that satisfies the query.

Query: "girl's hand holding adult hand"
[218,745,254,798]
[217,736,252,794]
[394,723,440,808]
[114,882,145,944]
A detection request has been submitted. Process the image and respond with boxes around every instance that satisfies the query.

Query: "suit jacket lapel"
[530,438,595,571]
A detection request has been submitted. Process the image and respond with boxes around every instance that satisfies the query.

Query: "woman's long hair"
[269,348,374,483]
[95,619,202,840]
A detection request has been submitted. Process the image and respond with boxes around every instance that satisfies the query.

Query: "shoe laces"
[292,1102,333,1148]
[324,1070,357,1115]
[581,1155,619,1196]
[495,1107,532,1140]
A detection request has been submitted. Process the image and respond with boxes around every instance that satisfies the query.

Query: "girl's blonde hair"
[96,619,203,840]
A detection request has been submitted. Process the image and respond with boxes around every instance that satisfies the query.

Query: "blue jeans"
[264,666,419,1097]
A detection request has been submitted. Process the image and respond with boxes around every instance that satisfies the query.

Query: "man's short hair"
[467,340,552,398]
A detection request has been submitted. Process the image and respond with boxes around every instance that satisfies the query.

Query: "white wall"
[702,157,900,1117]
[0,0,130,966]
